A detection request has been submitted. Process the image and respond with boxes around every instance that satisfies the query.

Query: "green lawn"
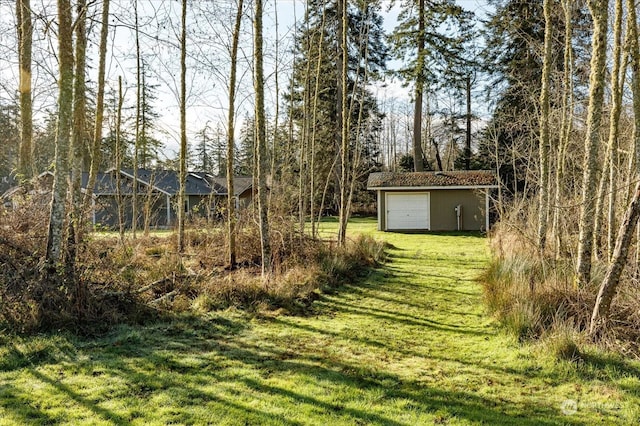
[1,218,639,425]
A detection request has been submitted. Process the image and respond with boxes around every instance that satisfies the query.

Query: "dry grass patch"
[482,223,640,358]
[0,201,386,333]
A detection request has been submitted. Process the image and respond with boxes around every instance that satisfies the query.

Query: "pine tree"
[389,0,472,172]
[137,60,163,169]
[0,101,19,183]
[285,0,387,219]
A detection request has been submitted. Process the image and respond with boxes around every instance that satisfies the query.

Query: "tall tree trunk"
[132,0,141,238]
[337,0,350,245]
[177,0,187,253]
[46,0,74,265]
[116,76,125,245]
[17,0,33,178]
[70,0,87,252]
[82,0,110,225]
[576,0,608,287]
[594,0,624,260]
[465,74,471,170]
[432,139,443,171]
[254,0,271,275]
[412,0,425,172]
[553,0,574,258]
[537,0,552,252]
[310,1,328,239]
[269,0,279,209]
[298,3,311,239]
[69,0,88,314]
[605,0,626,261]
[226,0,244,269]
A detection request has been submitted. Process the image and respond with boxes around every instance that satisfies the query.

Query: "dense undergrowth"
[482,221,640,358]
[0,202,386,334]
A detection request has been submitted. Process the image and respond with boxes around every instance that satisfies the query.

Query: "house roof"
[367,170,498,189]
[206,176,253,197]
[3,169,253,199]
[98,169,252,197]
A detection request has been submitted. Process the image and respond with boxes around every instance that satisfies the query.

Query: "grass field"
[1,218,639,425]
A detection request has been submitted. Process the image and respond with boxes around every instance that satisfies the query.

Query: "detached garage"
[367,171,498,232]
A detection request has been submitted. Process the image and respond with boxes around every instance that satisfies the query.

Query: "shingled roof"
[367,170,498,189]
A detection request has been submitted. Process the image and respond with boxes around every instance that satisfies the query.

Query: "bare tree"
[82,0,111,223]
[336,0,349,246]
[132,0,142,239]
[69,0,88,263]
[254,0,271,275]
[593,0,625,260]
[177,0,187,253]
[552,0,574,258]
[576,0,608,287]
[411,0,426,172]
[536,0,552,252]
[226,0,244,268]
[16,0,34,179]
[116,76,125,244]
[590,0,640,336]
[46,0,74,265]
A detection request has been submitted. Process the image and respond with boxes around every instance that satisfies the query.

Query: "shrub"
[0,198,385,333]
[482,223,640,357]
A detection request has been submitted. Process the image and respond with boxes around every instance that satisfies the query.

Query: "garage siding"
[379,189,486,231]
[429,189,485,231]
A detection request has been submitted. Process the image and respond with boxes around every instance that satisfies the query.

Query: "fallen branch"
[148,290,179,305]
[136,277,172,294]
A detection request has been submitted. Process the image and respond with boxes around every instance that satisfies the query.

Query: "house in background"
[1,169,254,229]
[88,169,254,229]
[367,170,498,232]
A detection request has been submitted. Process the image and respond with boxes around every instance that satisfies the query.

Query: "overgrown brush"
[483,222,640,357]
[0,200,385,334]
[187,232,386,314]
[0,203,155,333]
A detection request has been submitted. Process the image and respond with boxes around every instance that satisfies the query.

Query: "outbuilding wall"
[429,189,485,231]
[379,188,487,232]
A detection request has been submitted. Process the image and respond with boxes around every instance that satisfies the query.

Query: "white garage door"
[386,192,430,230]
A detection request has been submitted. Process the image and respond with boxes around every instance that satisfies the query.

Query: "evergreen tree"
[193,123,227,175]
[285,0,387,214]
[0,100,19,183]
[193,123,214,172]
[389,0,473,172]
[236,114,255,176]
[479,0,590,196]
[136,60,162,169]
[33,110,58,173]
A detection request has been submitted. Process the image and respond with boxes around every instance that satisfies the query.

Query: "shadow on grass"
[0,310,608,425]
[0,382,59,425]
[80,315,579,425]
[0,228,635,424]
[576,350,640,386]
[28,368,130,425]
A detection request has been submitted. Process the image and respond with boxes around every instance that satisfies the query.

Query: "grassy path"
[1,219,639,424]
